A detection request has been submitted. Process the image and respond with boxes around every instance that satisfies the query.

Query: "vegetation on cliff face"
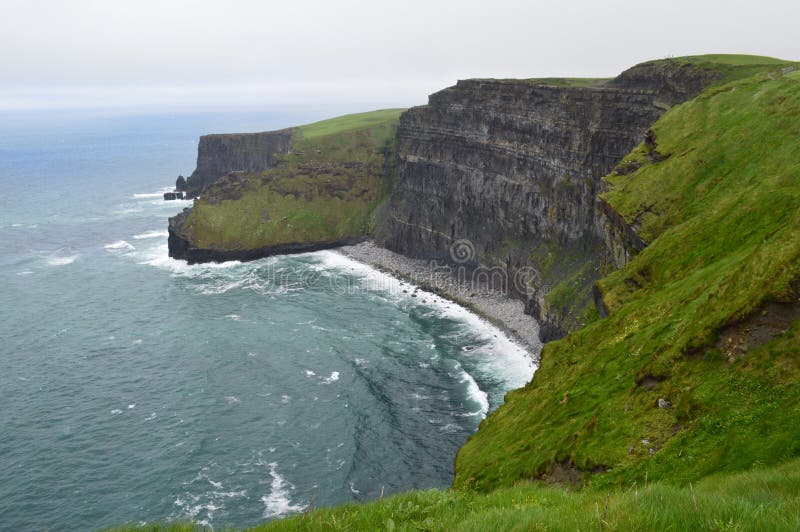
[177,109,402,251]
[454,65,800,491]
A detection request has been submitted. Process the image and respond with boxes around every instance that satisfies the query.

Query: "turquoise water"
[0,108,535,530]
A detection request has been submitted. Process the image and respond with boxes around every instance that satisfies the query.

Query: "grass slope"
[454,67,800,491]
[113,458,800,530]
[181,109,403,250]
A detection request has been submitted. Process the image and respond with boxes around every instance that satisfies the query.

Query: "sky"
[0,0,798,110]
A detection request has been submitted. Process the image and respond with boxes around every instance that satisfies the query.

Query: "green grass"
[108,457,800,530]
[261,457,800,530]
[454,68,800,492]
[180,110,402,250]
[296,109,404,140]
[680,54,793,66]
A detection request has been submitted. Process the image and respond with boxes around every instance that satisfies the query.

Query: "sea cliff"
[377,61,722,341]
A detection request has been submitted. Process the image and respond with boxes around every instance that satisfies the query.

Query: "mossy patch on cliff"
[177,110,402,251]
[453,67,800,492]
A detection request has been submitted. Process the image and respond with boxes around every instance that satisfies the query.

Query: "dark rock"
[175,175,187,192]
[185,129,293,197]
[163,191,184,200]
[376,61,720,342]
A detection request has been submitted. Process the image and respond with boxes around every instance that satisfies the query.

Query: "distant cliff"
[376,61,722,340]
[185,130,293,197]
[169,110,402,263]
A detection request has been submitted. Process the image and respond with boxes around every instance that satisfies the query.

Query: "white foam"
[323,371,340,384]
[133,230,169,240]
[104,240,135,252]
[47,255,77,266]
[136,243,191,273]
[313,250,537,405]
[136,242,246,278]
[305,370,316,377]
[261,462,305,518]
[454,362,490,418]
[225,396,240,405]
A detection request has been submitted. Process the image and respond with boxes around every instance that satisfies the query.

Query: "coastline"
[336,240,542,358]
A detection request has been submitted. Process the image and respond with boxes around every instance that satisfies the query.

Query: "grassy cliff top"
[177,109,402,251]
[296,109,404,140]
[679,53,794,65]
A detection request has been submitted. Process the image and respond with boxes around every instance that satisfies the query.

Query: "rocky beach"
[337,240,542,356]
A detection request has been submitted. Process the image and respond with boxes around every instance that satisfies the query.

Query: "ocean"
[0,107,536,530]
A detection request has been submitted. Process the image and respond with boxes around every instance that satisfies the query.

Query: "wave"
[310,250,537,405]
[322,371,340,384]
[46,254,78,266]
[133,230,168,240]
[261,462,304,518]
[104,240,135,252]
[174,467,248,528]
[136,244,191,273]
[454,362,490,418]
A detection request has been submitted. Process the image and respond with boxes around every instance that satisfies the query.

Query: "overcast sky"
[0,0,798,110]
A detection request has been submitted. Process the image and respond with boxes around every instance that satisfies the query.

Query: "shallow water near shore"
[0,108,535,530]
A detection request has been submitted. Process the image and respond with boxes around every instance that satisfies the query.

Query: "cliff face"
[377,61,722,340]
[185,130,293,196]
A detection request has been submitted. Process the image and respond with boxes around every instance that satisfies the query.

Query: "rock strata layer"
[185,130,293,197]
[376,61,722,340]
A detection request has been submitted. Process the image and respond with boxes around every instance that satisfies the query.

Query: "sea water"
[0,107,537,530]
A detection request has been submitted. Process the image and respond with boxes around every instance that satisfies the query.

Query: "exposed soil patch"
[636,374,668,388]
[717,301,800,362]
[537,461,607,488]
